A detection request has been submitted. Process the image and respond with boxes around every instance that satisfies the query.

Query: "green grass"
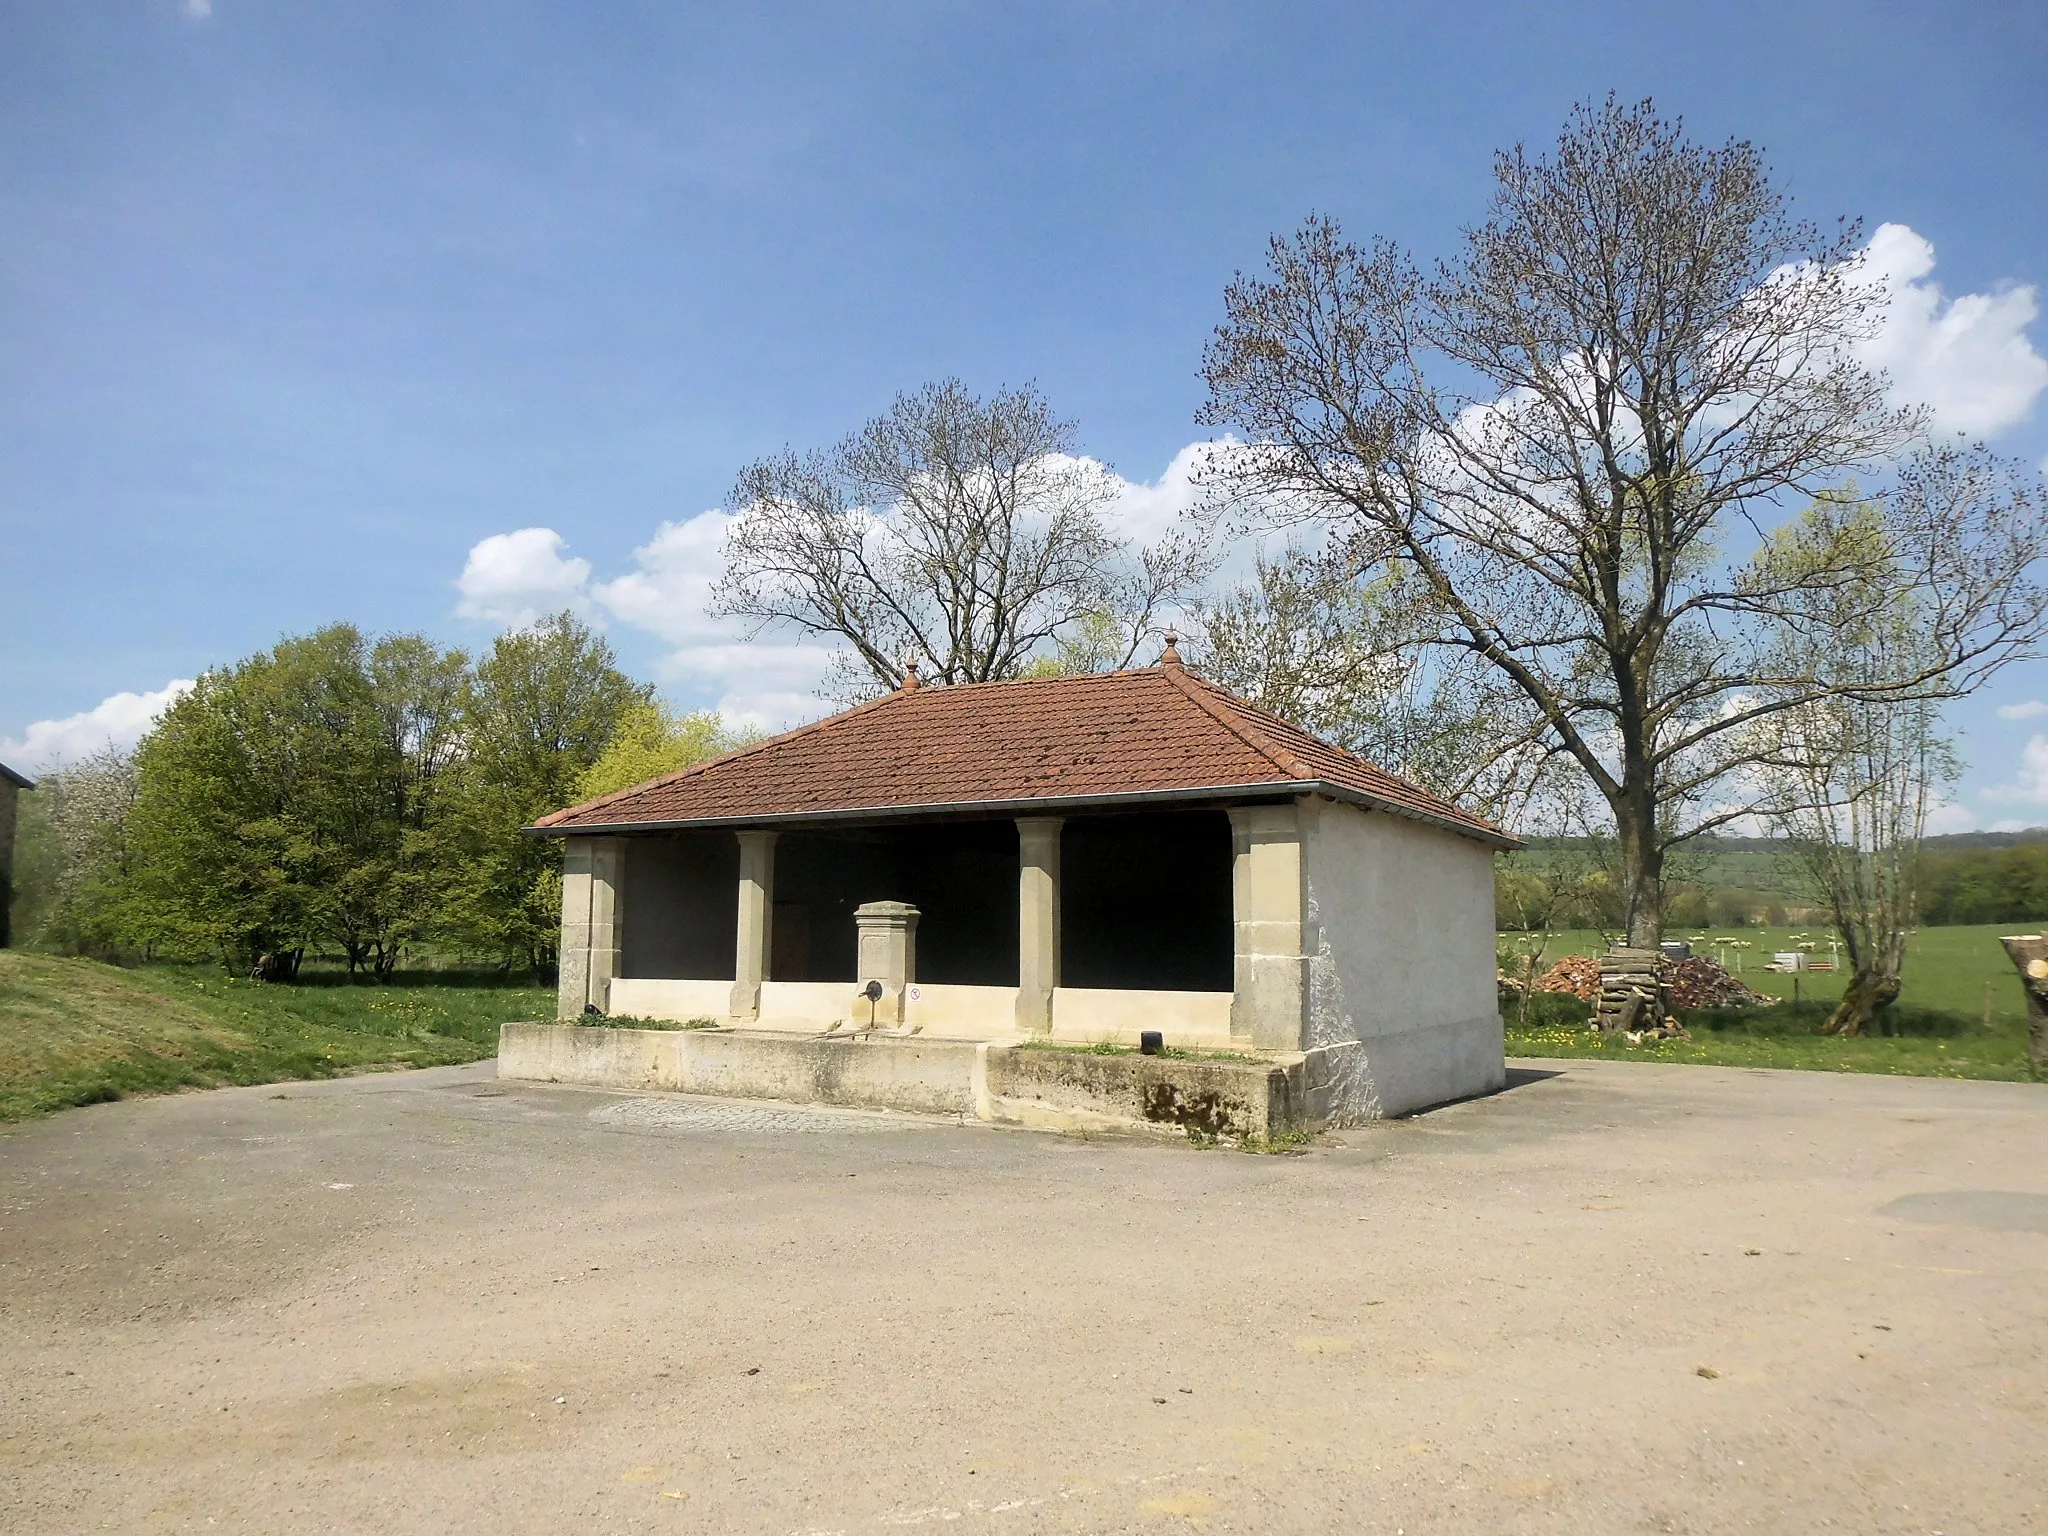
[1499,922,2042,1081]
[0,952,551,1122]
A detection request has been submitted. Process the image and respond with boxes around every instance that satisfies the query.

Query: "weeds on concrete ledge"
[1016,1039,1269,1064]
[587,1015,721,1032]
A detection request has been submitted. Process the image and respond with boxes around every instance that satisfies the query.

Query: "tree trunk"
[1997,935,2048,1075]
[1614,799,1664,949]
[1822,969,1900,1037]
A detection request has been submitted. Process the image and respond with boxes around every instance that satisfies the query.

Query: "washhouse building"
[530,643,1514,1117]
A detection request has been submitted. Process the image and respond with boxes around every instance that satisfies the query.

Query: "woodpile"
[1594,948,1677,1036]
[1665,956,1776,1009]
[1529,953,1601,1000]
[1515,948,1771,1040]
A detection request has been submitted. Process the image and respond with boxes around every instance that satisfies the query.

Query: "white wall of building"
[1301,797,1505,1117]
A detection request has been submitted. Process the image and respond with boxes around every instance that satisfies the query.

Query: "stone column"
[0,777,19,950]
[729,829,778,1020]
[556,836,625,1020]
[1015,817,1062,1035]
[1228,803,1309,1051]
[853,900,920,1027]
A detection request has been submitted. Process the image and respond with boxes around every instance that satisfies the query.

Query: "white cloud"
[1922,800,1979,835]
[1,680,194,773]
[182,0,212,18]
[1093,440,1219,541]
[454,447,1231,731]
[586,512,839,726]
[1856,223,2048,437]
[1997,700,2048,722]
[1981,733,2048,806]
[454,527,592,628]
[587,511,731,648]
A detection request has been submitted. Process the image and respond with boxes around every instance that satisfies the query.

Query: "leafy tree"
[9,747,147,959]
[1918,844,2048,926]
[360,634,471,977]
[444,612,648,975]
[714,379,1211,698]
[1199,96,2046,951]
[574,702,754,803]
[129,625,397,977]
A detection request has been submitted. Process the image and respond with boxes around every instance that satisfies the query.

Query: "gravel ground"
[2,1058,2044,1534]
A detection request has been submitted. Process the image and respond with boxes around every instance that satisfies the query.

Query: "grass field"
[0,952,551,1123]
[1499,921,2043,1081]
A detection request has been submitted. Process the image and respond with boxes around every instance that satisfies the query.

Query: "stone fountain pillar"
[853,901,920,1029]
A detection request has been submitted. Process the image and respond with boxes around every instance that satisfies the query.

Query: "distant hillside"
[1503,829,2048,929]
[1520,829,2048,853]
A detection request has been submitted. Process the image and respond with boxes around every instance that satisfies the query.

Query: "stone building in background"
[0,762,33,948]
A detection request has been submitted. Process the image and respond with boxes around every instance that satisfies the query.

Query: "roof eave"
[0,763,33,790]
[528,778,1519,850]
[1313,783,1522,851]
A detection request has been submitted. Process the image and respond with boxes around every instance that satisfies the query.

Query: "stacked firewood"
[1594,948,1687,1038]
[1515,948,1768,1032]
[1528,953,1601,1000]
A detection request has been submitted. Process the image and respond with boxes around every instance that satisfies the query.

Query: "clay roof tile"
[532,666,1515,847]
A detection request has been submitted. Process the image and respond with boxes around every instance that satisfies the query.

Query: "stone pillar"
[1228,803,1309,1051]
[1015,817,1062,1035]
[556,836,625,1020]
[0,777,19,950]
[853,901,920,1026]
[729,830,778,1020]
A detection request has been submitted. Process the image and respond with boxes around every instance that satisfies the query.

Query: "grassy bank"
[1500,921,2041,1081]
[0,952,551,1122]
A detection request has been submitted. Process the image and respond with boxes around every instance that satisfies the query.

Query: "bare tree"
[1497,827,1615,1030]
[1199,96,2047,947]
[1749,500,1959,1036]
[1192,550,1561,825]
[1761,688,1951,1037]
[714,380,1208,696]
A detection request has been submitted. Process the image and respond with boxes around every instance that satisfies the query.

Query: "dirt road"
[2,1060,2043,1533]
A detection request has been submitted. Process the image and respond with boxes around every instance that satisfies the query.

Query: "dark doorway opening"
[772,821,1019,985]
[1061,810,1233,991]
[620,832,740,979]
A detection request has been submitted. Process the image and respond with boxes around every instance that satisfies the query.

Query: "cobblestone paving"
[587,1094,940,1135]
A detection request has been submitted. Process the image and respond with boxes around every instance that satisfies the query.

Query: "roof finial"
[1160,629,1182,668]
[900,656,921,692]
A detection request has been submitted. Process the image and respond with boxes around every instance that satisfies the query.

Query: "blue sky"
[4,1,2048,825]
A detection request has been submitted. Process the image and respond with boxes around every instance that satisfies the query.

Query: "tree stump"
[1997,934,2048,1075]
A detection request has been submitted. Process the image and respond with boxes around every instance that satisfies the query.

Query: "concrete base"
[498,1023,978,1118]
[497,1024,1389,1137]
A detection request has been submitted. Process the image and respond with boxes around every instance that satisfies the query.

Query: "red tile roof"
[533,660,1515,847]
